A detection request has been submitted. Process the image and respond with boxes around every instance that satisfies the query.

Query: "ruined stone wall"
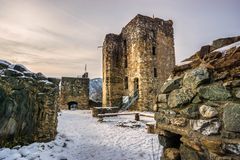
[155,37,240,160]
[102,34,124,107]
[60,77,89,110]
[102,14,175,111]
[0,62,60,147]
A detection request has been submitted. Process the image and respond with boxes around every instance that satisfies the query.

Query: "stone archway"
[67,101,78,110]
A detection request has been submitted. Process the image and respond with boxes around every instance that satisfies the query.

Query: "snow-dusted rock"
[199,105,218,118]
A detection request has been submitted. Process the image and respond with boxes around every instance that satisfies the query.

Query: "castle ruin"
[60,72,89,110]
[102,14,175,111]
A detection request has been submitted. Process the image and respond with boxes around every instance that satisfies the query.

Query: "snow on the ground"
[213,40,240,54]
[0,110,161,160]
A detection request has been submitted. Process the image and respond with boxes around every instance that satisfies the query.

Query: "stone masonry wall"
[102,14,175,111]
[0,61,60,147]
[154,36,240,160]
[60,76,89,110]
[102,34,124,107]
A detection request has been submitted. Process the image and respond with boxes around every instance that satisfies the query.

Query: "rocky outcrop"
[155,36,240,160]
[0,60,60,147]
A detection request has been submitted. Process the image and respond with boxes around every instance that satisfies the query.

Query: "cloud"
[0,0,239,78]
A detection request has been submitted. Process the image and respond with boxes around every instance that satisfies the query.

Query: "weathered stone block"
[223,143,240,155]
[181,137,202,152]
[232,80,240,87]
[155,112,171,124]
[199,105,218,118]
[180,104,199,119]
[183,67,209,89]
[164,148,180,160]
[201,138,223,154]
[190,119,221,136]
[234,88,240,98]
[192,96,202,104]
[198,84,231,101]
[158,94,168,103]
[223,102,240,132]
[161,77,182,93]
[168,88,195,108]
[180,144,205,160]
[158,103,168,109]
[170,117,187,127]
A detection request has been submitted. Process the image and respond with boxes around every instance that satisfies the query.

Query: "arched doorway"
[67,101,78,110]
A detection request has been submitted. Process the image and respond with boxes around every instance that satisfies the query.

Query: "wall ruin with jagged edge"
[0,61,60,147]
[60,76,89,110]
[154,36,240,160]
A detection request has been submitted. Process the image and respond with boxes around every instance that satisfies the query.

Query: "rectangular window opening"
[152,46,156,55]
[125,54,128,68]
[154,68,157,78]
[125,77,128,89]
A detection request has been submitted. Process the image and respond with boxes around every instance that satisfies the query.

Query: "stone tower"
[102,14,175,111]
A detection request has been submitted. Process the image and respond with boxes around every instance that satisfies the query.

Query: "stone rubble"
[155,36,240,160]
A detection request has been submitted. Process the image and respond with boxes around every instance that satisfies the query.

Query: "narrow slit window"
[125,77,128,89]
[125,54,128,68]
[154,68,157,77]
[152,46,156,55]
[124,40,127,53]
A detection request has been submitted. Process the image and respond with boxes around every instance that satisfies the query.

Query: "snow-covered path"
[0,110,161,160]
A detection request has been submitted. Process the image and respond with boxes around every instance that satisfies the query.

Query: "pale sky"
[0,0,239,78]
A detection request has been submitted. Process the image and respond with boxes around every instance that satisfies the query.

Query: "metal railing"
[119,89,139,111]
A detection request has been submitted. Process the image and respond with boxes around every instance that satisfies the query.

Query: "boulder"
[180,104,199,119]
[4,69,23,77]
[170,117,187,127]
[199,105,218,118]
[192,96,202,104]
[223,102,240,132]
[158,94,168,103]
[201,138,223,154]
[234,89,240,98]
[11,64,29,72]
[211,36,240,50]
[168,88,195,108]
[223,143,240,155]
[164,148,180,160]
[232,80,240,87]
[35,72,47,80]
[183,67,209,89]
[158,103,168,109]
[161,77,182,93]
[180,144,204,160]
[198,84,231,101]
[0,60,10,70]
[190,119,221,136]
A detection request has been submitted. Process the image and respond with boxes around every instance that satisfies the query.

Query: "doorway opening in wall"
[67,101,78,110]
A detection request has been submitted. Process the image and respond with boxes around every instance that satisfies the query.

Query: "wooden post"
[135,113,140,121]
[146,123,155,134]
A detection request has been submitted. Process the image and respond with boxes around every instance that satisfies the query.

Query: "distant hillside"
[89,78,102,102]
